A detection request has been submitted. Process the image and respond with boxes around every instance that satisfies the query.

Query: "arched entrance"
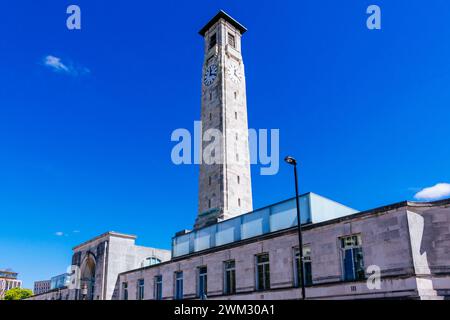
[80,253,96,300]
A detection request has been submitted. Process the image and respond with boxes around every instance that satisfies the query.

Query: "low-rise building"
[111,197,450,300]
[0,269,22,299]
[34,280,51,295]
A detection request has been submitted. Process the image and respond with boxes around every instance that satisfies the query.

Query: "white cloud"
[44,55,69,72]
[42,55,90,76]
[414,183,450,200]
[55,231,64,236]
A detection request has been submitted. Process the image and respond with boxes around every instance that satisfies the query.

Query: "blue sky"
[1,0,449,288]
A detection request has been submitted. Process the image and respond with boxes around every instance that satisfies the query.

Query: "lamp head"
[284,156,297,166]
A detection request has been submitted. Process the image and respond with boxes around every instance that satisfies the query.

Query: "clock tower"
[195,11,253,229]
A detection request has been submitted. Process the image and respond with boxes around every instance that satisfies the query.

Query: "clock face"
[204,64,218,86]
[227,62,242,84]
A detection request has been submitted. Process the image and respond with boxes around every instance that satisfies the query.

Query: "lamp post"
[284,156,306,300]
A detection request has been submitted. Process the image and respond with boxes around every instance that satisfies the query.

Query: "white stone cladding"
[196,14,253,229]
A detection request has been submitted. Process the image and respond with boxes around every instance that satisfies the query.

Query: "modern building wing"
[173,192,358,258]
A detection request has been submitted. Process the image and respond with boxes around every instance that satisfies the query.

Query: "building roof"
[72,231,136,250]
[199,10,247,36]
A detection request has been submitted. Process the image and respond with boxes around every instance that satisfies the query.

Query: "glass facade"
[50,273,70,290]
[172,193,357,258]
[141,257,162,267]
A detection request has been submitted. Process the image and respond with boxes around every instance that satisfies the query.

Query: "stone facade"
[28,231,170,300]
[196,11,253,229]
[113,199,450,300]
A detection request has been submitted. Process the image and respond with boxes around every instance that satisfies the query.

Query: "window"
[234,91,237,99]
[236,153,239,162]
[209,176,212,185]
[174,271,183,300]
[224,260,236,295]
[238,198,241,207]
[209,112,212,120]
[256,254,270,291]
[235,111,238,120]
[154,275,162,300]
[122,282,128,300]
[209,33,217,49]
[294,246,312,287]
[340,235,365,281]
[208,199,211,209]
[198,266,207,299]
[137,279,144,300]
[237,175,240,184]
[228,33,236,48]
[141,257,162,267]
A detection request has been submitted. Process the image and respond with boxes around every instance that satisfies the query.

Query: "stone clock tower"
[195,11,253,229]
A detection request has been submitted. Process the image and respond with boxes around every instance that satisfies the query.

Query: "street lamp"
[284,156,306,300]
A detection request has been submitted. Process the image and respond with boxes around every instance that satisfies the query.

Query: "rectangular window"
[224,260,236,295]
[122,282,128,300]
[294,246,312,287]
[154,275,162,300]
[137,279,144,300]
[198,266,207,299]
[256,254,270,291]
[209,33,217,49]
[174,272,183,300]
[228,33,236,48]
[340,235,365,281]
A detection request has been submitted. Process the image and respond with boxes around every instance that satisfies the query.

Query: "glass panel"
[270,199,297,232]
[241,209,268,240]
[343,249,355,281]
[194,225,215,252]
[354,248,365,280]
[304,262,313,286]
[257,264,264,291]
[216,218,240,246]
[174,233,192,257]
[264,264,270,290]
